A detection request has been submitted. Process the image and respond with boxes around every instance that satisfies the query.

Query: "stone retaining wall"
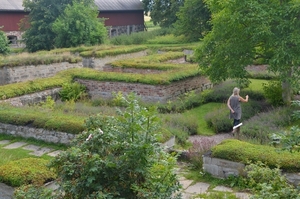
[203,155,300,187]
[76,76,212,103]
[0,123,75,144]
[0,51,147,85]
[1,88,61,106]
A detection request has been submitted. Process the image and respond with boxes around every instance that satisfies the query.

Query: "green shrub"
[0,158,56,187]
[14,184,55,199]
[0,29,10,55]
[211,139,300,172]
[244,162,299,199]
[59,82,87,102]
[49,93,181,198]
[263,80,284,107]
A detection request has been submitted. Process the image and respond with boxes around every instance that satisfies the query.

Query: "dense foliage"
[50,94,181,198]
[196,0,300,104]
[142,0,184,27]
[0,29,10,55]
[52,2,107,48]
[173,0,211,42]
[22,0,100,52]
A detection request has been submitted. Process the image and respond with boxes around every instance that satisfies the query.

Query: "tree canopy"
[22,0,103,52]
[142,0,184,27]
[0,28,10,55]
[173,0,211,42]
[195,0,300,104]
[52,2,107,48]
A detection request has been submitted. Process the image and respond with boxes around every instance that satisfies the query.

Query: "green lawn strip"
[0,148,52,167]
[0,134,68,151]
[183,102,224,136]
[247,79,268,92]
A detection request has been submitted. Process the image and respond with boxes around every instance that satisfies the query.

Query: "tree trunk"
[282,68,292,106]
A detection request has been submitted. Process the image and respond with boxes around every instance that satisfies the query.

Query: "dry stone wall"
[0,51,147,85]
[76,76,212,103]
[0,123,75,144]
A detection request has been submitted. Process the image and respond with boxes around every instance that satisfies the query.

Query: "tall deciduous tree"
[143,0,184,27]
[52,2,107,48]
[173,0,211,42]
[196,0,300,104]
[22,0,94,52]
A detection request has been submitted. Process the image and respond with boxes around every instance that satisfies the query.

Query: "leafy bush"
[211,139,300,172]
[262,80,284,107]
[14,184,54,199]
[49,93,181,198]
[242,107,292,144]
[0,29,10,55]
[59,82,87,102]
[244,162,299,199]
[0,158,56,187]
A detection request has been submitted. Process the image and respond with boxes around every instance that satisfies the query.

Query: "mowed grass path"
[183,102,225,136]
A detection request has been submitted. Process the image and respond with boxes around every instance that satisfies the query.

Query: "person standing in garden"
[227,87,249,138]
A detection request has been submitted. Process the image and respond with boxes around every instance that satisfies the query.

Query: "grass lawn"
[0,148,42,166]
[183,102,225,136]
[247,78,268,92]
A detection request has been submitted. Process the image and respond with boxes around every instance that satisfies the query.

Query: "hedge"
[211,139,300,172]
[0,158,56,187]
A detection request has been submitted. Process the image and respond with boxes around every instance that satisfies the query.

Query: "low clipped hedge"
[0,104,85,134]
[0,158,56,187]
[0,52,82,68]
[211,139,300,172]
[79,45,147,58]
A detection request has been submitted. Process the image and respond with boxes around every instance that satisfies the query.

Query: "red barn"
[0,0,145,44]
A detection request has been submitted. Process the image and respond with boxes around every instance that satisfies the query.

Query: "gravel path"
[189,133,232,146]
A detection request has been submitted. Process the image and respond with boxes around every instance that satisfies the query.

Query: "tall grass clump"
[109,28,172,45]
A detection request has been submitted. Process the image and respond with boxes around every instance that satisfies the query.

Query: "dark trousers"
[233,119,240,127]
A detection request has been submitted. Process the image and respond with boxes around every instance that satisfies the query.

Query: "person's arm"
[239,95,249,102]
[227,97,234,113]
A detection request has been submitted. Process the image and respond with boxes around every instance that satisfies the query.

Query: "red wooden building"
[0,0,145,44]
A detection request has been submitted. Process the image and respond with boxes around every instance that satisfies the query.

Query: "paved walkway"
[0,139,251,199]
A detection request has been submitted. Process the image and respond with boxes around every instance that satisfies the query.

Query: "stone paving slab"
[180,179,194,189]
[3,141,27,149]
[235,192,251,199]
[0,140,10,145]
[184,182,210,195]
[213,185,233,192]
[47,150,63,157]
[22,144,40,151]
[29,147,53,157]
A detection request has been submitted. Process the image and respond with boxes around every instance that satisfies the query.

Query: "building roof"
[0,0,143,12]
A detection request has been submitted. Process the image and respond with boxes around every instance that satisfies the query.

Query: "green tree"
[22,0,94,52]
[52,2,107,48]
[0,28,10,55]
[50,94,181,198]
[195,0,300,105]
[173,0,211,42]
[143,0,184,27]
